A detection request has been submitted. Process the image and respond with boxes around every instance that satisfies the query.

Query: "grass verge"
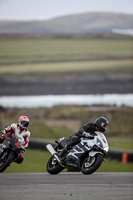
[0,59,133,74]
[4,149,133,173]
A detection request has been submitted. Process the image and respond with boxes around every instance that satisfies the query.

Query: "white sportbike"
[46,131,109,175]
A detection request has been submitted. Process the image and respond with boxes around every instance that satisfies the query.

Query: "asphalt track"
[0,172,133,200]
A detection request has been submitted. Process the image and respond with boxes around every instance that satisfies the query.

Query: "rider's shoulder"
[10,123,17,130]
[25,130,31,137]
[85,122,94,127]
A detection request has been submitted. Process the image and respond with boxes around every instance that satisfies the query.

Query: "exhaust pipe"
[46,144,57,155]
[46,144,64,167]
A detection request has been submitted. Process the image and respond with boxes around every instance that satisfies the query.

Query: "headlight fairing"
[103,146,109,153]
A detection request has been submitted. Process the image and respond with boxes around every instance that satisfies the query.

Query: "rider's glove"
[82,132,94,139]
[1,130,6,137]
[1,133,6,139]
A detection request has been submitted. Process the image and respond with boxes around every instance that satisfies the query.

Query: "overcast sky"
[0,0,133,21]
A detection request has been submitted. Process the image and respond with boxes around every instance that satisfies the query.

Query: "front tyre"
[0,152,14,172]
[46,156,64,175]
[81,154,103,175]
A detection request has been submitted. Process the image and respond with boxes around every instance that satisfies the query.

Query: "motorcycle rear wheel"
[46,155,64,175]
[81,154,103,175]
[0,152,14,172]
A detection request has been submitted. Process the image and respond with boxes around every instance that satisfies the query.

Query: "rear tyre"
[0,152,14,172]
[46,156,64,175]
[81,154,103,175]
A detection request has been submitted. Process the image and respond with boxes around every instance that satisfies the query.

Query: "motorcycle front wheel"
[46,155,64,175]
[81,154,103,175]
[0,152,14,172]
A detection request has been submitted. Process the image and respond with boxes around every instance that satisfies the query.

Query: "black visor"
[102,124,108,130]
[21,120,29,128]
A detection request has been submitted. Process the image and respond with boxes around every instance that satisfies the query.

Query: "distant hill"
[0,12,133,35]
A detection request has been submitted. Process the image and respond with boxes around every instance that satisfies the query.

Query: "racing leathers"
[59,122,98,158]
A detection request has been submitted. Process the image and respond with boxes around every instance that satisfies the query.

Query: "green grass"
[0,35,132,76]
[97,159,133,172]
[0,36,132,65]
[0,59,133,74]
[108,140,133,150]
[4,150,50,173]
[1,38,132,56]
[29,122,73,140]
[4,149,133,173]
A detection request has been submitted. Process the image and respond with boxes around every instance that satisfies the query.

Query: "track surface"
[0,172,133,200]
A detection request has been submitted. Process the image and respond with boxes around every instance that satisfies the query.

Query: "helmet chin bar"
[96,127,99,131]
[19,125,27,132]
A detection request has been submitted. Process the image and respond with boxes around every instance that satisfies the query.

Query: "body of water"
[0,94,133,108]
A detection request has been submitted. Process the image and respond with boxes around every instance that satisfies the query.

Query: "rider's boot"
[14,153,24,164]
[59,145,68,159]
[59,137,80,160]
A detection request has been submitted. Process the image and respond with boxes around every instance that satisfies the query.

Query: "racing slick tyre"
[0,152,14,173]
[46,155,64,175]
[81,154,103,175]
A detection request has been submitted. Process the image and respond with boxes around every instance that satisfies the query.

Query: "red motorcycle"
[0,134,25,172]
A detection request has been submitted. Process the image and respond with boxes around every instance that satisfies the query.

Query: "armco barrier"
[106,149,133,163]
[29,138,133,163]
[29,138,55,151]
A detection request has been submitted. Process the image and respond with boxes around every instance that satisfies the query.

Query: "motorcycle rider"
[59,116,109,159]
[0,116,30,164]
